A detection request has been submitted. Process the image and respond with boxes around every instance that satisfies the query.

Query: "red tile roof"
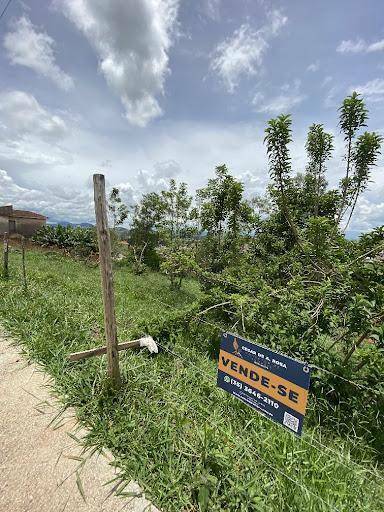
[12,209,47,220]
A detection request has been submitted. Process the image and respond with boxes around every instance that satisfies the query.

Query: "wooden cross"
[67,173,157,387]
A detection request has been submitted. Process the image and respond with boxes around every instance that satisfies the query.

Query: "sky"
[0,0,383,235]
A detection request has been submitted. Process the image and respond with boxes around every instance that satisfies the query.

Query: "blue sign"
[217,332,311,436]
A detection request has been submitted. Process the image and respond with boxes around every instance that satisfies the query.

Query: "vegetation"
[1,248,383,511]
[108,187,129,229]
[6,91,384,510]
[32,224,98,257]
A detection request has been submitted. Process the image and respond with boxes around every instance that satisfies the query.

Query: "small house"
[0,205,47,237]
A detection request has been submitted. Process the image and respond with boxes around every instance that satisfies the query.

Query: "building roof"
[0,205,47,220]
[12,209,47,220]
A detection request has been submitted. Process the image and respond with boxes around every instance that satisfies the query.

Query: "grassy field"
[1,245,384,511]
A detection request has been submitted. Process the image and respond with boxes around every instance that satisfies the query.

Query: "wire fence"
[142,290,384,397]
[122,336,383,512]
[131,287,384,495]
[4,245,384,510]
[156,340,384,484]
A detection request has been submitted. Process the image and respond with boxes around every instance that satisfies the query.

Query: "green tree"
[108,187,129,229]
[344,131,382,230]
[128,191,165,269]
[197,165,252,271]
[305,123,334,216]
[160,179,193,243]
[337,92,368,222]
[264,114,300,244]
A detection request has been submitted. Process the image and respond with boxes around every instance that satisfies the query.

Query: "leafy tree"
[108,187,129,229]
[264,114,300,244]
[158,244,196,289]
[343,131,382,230]
[197,165,253,271]
[160,179,193,243]
[304,123,334,216]
[128,191,165,269]
[128,179,194,269]
[337,92,368,222]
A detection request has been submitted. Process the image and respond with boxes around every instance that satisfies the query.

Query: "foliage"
[304,123,334,216]
[1,248,384,511]
[337,92,369,222]
[264,114,303,247]
[128,179,195,270]
[165,93,383,453]
[343,131,383,229]
[4,91,384,510]
[197,164,253,271]
[159,179,194,243]
[32,224,98,257]
[108,187,129,229]
[158,244,196,289]
[128,191,165,269]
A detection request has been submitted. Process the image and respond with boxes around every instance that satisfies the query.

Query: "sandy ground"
[0,330,160,512]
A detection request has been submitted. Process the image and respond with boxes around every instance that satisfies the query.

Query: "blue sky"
[0,0,383,234]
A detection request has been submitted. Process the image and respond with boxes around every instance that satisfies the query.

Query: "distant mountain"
[48,220,94,228]
[115,226,129,240]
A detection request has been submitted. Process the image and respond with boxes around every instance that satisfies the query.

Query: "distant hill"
[115,226,129,240]
[47,221,131,239]
[48,220,94,228]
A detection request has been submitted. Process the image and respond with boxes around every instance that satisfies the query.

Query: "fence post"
[21,236,27,291]
[3,232,9,279]
[93,173,121,388]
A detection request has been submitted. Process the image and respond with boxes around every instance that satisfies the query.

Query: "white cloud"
[0,169,94,222]
[211,9,287,92]
[320,77,342,109]
[321,76,333,87]
[3,16,74,91]
[348,191,384,233]
[256,94,304,114]
[0,90,67,139]
[337,37,384,54]
[324,85,339,109]
[201,0,221,21]
[350,78,384,102]
[0,90,70,165]
[60,0,179,127]
[307,61,319,72]
[253,79,305,114]
[127,159,183,198]
[235,170,266,199]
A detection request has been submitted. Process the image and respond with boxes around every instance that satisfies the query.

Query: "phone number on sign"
[244,385,279,409]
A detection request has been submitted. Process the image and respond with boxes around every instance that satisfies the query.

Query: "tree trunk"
[337,137,352,223]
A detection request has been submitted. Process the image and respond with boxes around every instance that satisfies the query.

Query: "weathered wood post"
[3,232,9,279]
[21,236,27,291]
[93,173,121,388]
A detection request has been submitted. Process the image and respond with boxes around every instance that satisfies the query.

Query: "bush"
[158,244,196,289]
[32,225,98,258]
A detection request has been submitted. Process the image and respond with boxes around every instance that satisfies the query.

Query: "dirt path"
[0,330,159,512]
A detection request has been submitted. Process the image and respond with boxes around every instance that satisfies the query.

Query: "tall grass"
[0,247,383,511]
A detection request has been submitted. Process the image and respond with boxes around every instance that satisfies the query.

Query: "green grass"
[1,246,384,511]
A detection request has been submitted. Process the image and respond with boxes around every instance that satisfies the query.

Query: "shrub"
[158,244,196,289]
[32,225,98,258]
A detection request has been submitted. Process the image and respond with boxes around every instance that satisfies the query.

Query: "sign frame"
[217,332,311,436]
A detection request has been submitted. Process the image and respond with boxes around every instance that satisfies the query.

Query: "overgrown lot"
[1,247,383,511]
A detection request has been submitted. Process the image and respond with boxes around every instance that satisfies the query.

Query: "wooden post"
[21,236,27,291]
[93,173,121,388]
[3,232,9,279]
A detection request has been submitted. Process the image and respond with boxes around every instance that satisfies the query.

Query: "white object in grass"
[139,336,158,354]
